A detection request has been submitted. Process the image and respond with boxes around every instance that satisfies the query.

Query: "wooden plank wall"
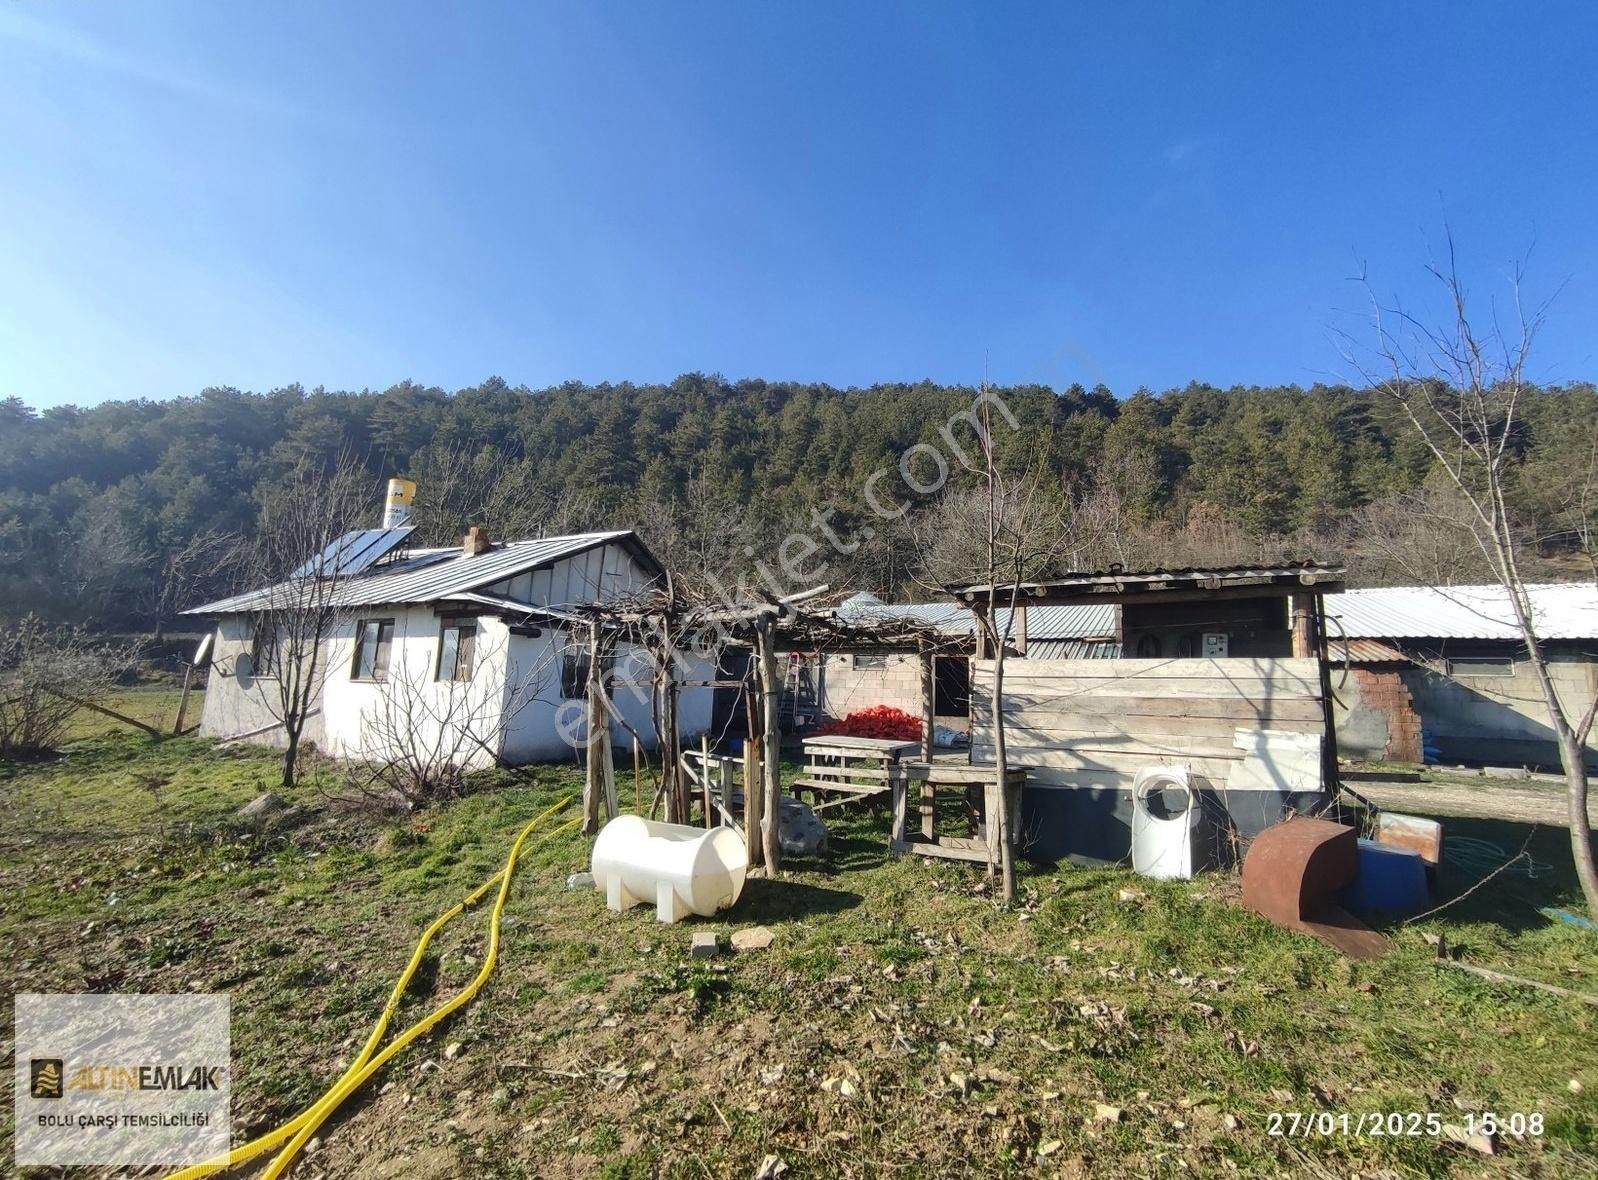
[970,657,1325,790]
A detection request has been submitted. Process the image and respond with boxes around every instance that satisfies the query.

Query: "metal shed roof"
[832,593,1115,640]
[946,561,1344,603]
[184,530,654,615]
[1330,583,1598,641]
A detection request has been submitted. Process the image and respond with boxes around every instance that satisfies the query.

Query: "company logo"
[15,993,231,1167]
[31,1059,64,1099]
[44,1062,227,1093]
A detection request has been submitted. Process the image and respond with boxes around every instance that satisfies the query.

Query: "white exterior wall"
[319,607,512,772]
[1402,647,1598,768]
[196,615,329,749]
[498,629,716,763]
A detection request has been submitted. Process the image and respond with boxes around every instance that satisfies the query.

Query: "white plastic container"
[1130,765,1198,880]
[590,815,748,924]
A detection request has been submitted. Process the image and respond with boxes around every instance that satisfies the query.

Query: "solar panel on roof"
[289,526,415,579]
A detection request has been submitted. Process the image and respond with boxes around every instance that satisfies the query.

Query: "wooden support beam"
[47,689,163,738]
[743,684,763,867]
[582,625,606,836]
[701,734,713,830]
[172,665,196,735]
[919,649,935,762]
[756,614,783,873]
[1290,593,1315,659]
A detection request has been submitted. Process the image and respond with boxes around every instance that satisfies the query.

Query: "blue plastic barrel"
[1343,838,1429,916]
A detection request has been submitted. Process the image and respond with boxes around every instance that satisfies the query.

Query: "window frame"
[249,616,278,679]
[350,617,396,682]
[852,652,889,671]
[1445,655,1516,679]
[560,634,617,700]
[435,616,478,683]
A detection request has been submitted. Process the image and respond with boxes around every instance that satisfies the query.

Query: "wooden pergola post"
[1290,593,1315,659]
[755,614,783,873]
[661,671,682,823]
[919,644,935,762]
[582,624,614,835]
[743,681,763,867]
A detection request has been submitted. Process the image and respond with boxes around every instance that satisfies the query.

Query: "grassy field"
[61,683,205,742]
[3,712,1596,1178]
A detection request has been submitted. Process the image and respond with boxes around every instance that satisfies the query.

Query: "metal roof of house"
[183,530,654,615]
[1330,583,1598,642]
[832,593,1116,640]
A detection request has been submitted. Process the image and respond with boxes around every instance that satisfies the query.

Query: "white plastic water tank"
[590,816,748,924]
[1130,765,1198,880]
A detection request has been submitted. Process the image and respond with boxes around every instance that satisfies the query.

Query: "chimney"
[463,526,492,557]
[383,477,416,528]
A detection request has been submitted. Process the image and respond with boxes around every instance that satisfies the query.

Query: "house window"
[561,637,616,699]
[250,618,278,678]
[853,653,888,671]
[351,618,395,681]
[562,642,591,700]
[1446,655,1515,678]
[436,618,477,682]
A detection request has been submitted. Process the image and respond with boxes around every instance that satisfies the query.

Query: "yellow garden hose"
[164,795,577,1180]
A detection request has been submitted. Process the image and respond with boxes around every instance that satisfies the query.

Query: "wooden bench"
[795,736,920,813]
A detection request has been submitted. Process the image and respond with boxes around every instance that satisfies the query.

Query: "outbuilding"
[1328,582,1598,771]
[945,563,1345,866]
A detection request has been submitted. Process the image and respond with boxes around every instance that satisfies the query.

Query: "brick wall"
[1351,667,1423,763]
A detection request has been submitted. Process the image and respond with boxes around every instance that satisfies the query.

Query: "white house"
[183,522,714,769]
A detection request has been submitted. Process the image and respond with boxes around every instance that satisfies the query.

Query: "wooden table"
[795,736,921,812]
[890,761,1026,867]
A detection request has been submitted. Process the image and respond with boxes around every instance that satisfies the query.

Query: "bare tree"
[912,389,1088,902]
[231,456,375,789]
[1345,484,1501,587]
[1344,235,1598,911]
[0,616,142,758]
[346,630,555,809]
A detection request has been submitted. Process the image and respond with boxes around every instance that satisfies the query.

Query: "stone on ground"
[731,925,774,952]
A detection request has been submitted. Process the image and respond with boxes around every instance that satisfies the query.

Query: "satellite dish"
[193,633,215,668]
[235,652,254,683]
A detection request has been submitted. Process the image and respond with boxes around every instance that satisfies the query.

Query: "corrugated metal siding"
[185,531,646,614]
[1024,639,1123,660]
[1331,583,1598,641]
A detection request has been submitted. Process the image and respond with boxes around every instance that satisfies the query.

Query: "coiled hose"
[165,795,578,1180]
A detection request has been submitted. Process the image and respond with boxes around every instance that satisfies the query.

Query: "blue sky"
[3,2,1595,409]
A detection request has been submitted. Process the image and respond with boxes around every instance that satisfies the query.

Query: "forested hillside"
[3,375,1595,629]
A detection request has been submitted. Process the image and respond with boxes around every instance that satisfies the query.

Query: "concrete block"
[691,931,720,958]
